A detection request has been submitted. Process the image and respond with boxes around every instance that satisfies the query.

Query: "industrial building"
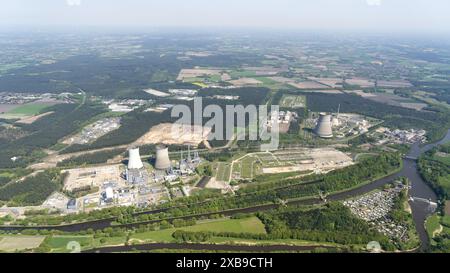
[314,113,333,138]
[126,147,148,184]
[128,148,144,169]
[155,145,171,170]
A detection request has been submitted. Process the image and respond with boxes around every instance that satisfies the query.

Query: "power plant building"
[126,147,148,184]
[128,148,144,169]
[155,145,171,170]
[314,113,333,138]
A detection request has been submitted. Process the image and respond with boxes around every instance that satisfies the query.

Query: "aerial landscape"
[0,0,450,260]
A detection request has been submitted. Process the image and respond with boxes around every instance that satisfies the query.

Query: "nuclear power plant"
[126,147,148,184]
[155,145,171,170]
[314,113,333,138]
[128,148,144,169]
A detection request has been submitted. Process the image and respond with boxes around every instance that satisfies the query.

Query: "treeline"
[306,93,450,142]
[57,148,127,168]
[202,150,234,162]
[257,203,394,249]
[418,145,450,200]
[430,216,450,253]
[168,203,393,250]
[0,102,107,169]
[0,168,32,188]
[0,169,66,206]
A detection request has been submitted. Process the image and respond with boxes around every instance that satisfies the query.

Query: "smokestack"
[128,148,144,169]
[155,145,171,170]
[314,113,333,138]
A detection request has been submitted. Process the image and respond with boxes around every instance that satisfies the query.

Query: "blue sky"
[1,0,449,33]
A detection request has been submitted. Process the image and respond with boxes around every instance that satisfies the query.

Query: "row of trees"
[57,148,126,168]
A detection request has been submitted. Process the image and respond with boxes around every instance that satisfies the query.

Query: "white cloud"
[66,0,82,7]
[366,0,382,6]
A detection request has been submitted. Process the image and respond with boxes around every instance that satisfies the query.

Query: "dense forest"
[258,203,393,248]
[57,148,127,168]
[0,169,65,206]
[418,144,450,200]
[0,41,264,97]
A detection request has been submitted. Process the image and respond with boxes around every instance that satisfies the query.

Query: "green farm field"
[130,217,266,243]
[1,102,55,118]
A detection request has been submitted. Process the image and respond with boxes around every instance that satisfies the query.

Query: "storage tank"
[155,145,171,170]
[128,147,144,169]
[314,113,333,138]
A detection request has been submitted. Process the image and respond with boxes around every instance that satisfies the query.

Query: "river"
[1,130,449,252]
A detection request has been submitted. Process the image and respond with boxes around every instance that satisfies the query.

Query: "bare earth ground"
[243,66,286,75]
[307,77,343,88]
[177,68,223,81]
[16,111,54,124]
[143,88,171,97]
[0,236,45,252]
[345,78,375,88]
[134,123,212,146]
[288,81,329,89]
[63,164,123,192]
[262,148,353,174]
[228,78,262,86]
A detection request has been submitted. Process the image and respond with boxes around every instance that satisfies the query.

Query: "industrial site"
[1,3,450,256]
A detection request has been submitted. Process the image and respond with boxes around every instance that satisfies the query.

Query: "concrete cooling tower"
[128,148,144,169]
[314,113,333,138]
[155,145,171,170]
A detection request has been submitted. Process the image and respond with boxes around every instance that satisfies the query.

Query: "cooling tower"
[314,113,333,138]
[128,148,144,169]
[155,145,171,170]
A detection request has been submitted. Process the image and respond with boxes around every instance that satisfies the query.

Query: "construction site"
[135,123,212,147]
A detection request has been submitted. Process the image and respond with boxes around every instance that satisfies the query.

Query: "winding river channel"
[1,129,449,252]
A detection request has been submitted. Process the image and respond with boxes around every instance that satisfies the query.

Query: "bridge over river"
[0,130,449,252]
